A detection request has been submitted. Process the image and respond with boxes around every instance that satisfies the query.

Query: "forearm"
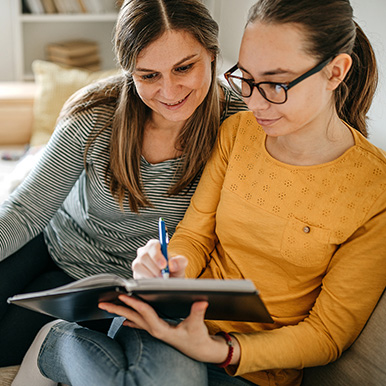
[0,120,85,259]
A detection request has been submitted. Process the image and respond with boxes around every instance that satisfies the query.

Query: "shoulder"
[61,101,116,127]
[60,75,122,118]
[351,128,386,171]
[346,128,386,213]
[53,101,115,149]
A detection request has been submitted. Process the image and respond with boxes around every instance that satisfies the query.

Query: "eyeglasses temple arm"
[287,57,333,89]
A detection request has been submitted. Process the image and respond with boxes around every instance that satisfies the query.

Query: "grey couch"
[302,288,386,385]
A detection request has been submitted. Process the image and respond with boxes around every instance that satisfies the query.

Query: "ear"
[326,53,352,91]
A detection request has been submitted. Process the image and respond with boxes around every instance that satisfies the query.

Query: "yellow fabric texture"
[168,111,386,386]
[30,60,119,146]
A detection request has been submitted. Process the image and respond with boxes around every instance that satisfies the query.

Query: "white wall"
[0,0,16,81]
[351,0,386,150]
[205,0,386,151]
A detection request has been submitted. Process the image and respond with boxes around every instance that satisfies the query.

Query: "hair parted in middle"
[60,0,221,212]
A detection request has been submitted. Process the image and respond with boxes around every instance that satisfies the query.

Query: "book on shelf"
[46,53,101,67]
[45,40,101,70]
[99,0,119,13]
[23,0,119,14]
[52,0,68,13]
[21,0,31,13]
[8,273,273,323]
[45,40,99,58]
[76,0,88,13]
[66,0,84,13]
[24,0,45,14]
[52,0,83,14]
[82,0,118,13]
[46,61,102,71]
[41,0,57,13]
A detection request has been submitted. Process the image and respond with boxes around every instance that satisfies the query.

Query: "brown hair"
[247,0,378,137]
[60,0,220,212]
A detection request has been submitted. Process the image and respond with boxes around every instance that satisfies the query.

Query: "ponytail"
[335,22,378,137]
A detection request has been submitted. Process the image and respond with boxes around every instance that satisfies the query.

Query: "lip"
[254,116,281,127]
[160,91,192,110]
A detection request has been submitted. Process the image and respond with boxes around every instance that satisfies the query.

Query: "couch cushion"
[0,365,19,386]
[30,60,119,146]
[0,82,36,145]
[302,289,386,385]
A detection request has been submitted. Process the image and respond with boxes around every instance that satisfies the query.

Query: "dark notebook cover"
[8,274,273,323]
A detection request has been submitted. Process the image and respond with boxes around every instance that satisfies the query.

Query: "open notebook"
[8,274,273,323]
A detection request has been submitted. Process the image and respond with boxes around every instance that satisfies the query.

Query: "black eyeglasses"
[224,57,333,104]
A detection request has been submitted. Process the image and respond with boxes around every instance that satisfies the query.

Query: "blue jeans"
[38,318,257,386]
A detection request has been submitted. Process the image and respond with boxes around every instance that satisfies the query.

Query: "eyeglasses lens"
[226,68,250,97]
[259,83,286,103]
[226,67,286,103]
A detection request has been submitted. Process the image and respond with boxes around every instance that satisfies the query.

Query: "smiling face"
[238,21,335,139]
[132,30,213,128]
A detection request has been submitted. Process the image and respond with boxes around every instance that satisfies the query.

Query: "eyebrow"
[135,54,199,73]
[238,64,296,77]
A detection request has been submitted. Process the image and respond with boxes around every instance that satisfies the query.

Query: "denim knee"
[38,321,208,386]
[115,327,208,386]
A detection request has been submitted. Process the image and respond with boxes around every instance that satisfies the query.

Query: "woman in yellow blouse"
[14,0,386,386]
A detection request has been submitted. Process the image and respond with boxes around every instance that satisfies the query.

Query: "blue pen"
[158,217,169,279]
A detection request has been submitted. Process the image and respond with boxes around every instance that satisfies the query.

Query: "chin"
[165,107,196,122]
[260,126,278,136]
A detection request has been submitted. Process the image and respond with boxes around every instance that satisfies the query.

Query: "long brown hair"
[246,0,378,137]
[60,0,220,212]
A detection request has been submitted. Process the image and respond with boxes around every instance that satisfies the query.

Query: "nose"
[245,87,270,112]
[159,74,180,101]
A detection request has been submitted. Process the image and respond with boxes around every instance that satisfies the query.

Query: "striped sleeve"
[0,106,98,260]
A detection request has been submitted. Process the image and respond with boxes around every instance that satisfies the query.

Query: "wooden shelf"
[12,1,119,80]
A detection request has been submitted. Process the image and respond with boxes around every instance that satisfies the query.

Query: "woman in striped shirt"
[0,0,247,366]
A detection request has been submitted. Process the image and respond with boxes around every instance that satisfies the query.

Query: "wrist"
[214,331,240,367]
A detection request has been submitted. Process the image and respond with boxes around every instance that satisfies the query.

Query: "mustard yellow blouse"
[169,111,386,386]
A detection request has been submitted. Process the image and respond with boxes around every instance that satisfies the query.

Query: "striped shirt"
[0,84,247,279]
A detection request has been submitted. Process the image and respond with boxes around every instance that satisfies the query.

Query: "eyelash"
[175,64,193,73]
[241,71,288,86]
[140,63,194,81]
[141,73,158,81]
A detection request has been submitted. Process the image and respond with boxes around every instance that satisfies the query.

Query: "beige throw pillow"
[31,60,119,145]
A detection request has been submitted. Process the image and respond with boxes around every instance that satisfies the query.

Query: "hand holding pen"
[158,217,170,279]
[132,219,188,279]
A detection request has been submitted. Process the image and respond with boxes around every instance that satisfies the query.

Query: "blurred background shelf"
[12,0,120,80]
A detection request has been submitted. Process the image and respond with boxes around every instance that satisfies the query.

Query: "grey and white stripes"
[0,85,247,279]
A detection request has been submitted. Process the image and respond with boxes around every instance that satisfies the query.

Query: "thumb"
[188,301,209,323]
[168,255,188,278]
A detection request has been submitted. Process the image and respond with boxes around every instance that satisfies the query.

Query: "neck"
[149,109,187,132]
[265,115,355,166]
[141,114,185,164]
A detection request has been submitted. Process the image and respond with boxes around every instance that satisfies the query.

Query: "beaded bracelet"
[216,331,234,368]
